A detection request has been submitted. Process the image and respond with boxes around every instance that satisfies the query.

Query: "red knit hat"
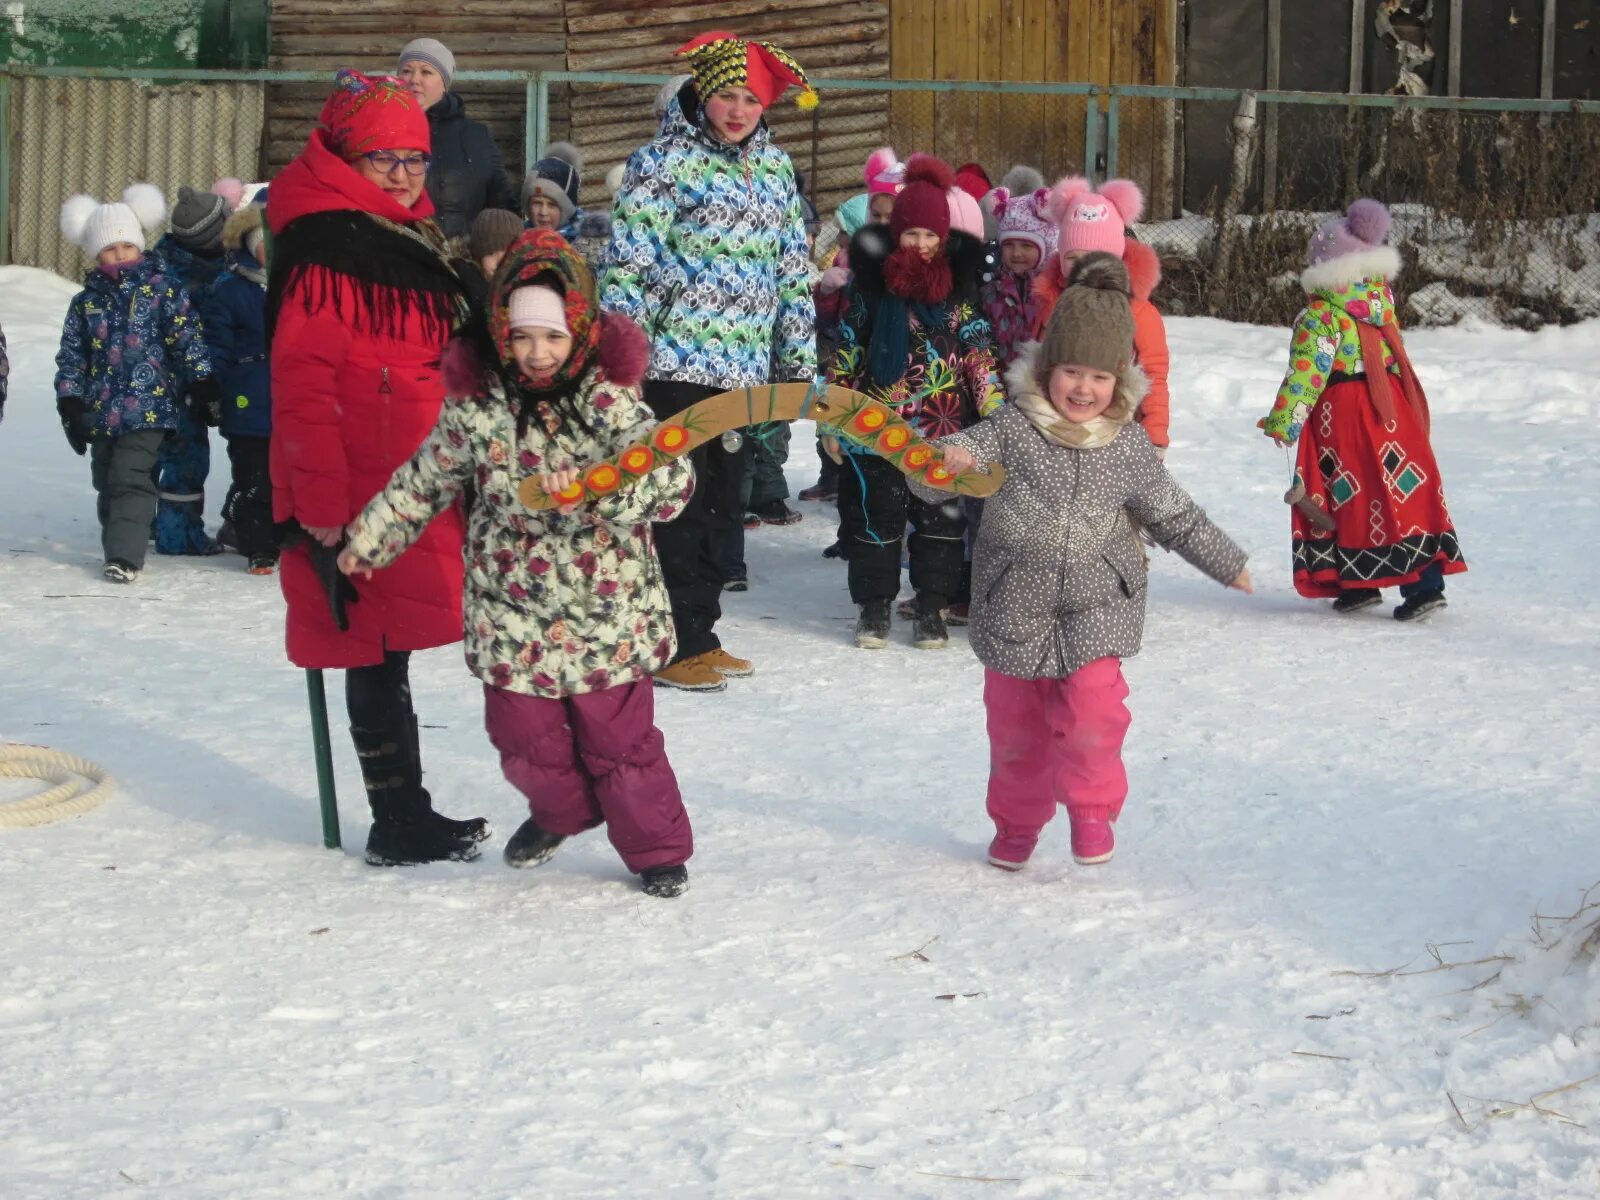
[954,162,991,203]
[891,154,955,241]
[319,69,431,158]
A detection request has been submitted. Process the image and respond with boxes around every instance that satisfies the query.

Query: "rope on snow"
[0,744,115,828]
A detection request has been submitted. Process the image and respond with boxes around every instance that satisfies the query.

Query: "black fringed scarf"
[264,210,468,348]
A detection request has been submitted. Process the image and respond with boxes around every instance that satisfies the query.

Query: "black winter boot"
[504,815,567,868]
[912,595,949,650]
[1331,589,1381,614]
[408,717,491,845]
[854,599,892,649]
[354,726,483,866]
[641,864,690,899]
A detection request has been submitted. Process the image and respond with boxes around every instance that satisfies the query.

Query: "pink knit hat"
[864,146,904,197]
[992,185,1058,260]
[1048,176,1144,257]
[508,284,569,335]
[946,186,986,240]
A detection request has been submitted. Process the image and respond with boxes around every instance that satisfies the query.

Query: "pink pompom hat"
[991,185,1058,261]
[1048,176,1144,258]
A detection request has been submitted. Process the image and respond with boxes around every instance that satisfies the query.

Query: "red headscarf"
[319,69,431,157]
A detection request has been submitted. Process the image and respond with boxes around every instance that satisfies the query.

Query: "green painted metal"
[0,74,8,265]
[1105,93,1120,180]
[534,78,550,163]
[1083,102,1099,183]
[524,79,539,177]
[305,669,341,851]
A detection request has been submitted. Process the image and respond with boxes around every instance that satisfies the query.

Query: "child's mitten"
[56,396,89,455]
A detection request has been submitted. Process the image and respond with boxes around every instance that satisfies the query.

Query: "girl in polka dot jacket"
[933,253,1252,872]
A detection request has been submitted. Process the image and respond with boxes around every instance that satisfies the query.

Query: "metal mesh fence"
[4,69,1596,328]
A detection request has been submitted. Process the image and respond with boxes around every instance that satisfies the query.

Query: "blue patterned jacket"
[600,84,816,390]
[53,255,214,437]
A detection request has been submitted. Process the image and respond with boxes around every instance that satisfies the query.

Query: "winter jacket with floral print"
[600,85,816,389]
[344,367,694,699]
[53,255,213,437]
[828,285,1003,447]
[1261,278,1400,445]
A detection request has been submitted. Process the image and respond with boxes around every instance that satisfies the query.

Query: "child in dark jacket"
[55,186,216,582]
[339,230,698,899]
[202,199,275,573]
[825,154,1002,651]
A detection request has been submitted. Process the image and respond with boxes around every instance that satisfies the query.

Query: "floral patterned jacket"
[1260,277,1400,445]
[345,365,694,699]
[827,279,1002,448]
[981,270,1045,372]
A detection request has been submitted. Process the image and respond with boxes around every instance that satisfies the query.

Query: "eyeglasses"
[360,151,432,177]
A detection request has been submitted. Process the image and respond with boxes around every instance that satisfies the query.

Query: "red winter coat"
[267,129,465,669]
[1031,237,1172,448]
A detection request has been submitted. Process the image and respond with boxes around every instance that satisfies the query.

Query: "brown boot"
[654,656,728,693]
[699,647,754,678]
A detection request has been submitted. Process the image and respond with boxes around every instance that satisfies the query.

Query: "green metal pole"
[1105,92,1120,180]
[1083,94,1100,181]
[534,76,550,162]
[524,76,538,178]
[305,668,341,849]
[0,72,11,266]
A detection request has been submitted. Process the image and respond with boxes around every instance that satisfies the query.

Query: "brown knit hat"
[1038,251,1135,378]
[469,208,524,261]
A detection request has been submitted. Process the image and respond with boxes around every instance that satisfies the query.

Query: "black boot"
[912,595,949,649]
[854,599,891,649]
[504,815,567,868]
[641,864,690,898]
[1331,589,1381,614]
[353,726,483,866]
[407,717,491,845]
[1394,590,1447,622]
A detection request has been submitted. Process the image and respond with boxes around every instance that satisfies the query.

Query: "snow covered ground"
[1,262,1597,1198]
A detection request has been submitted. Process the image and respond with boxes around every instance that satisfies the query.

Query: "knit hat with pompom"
[1302,198,1400,290]
[1039,250,1135,379]
[60,184,167,259]
[1048,176,1144,259]
[992,185,1058,261]
[890,154,955,241]
[863,146,904,197]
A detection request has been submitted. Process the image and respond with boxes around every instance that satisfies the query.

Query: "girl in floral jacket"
[826,154,1002,652]
[340,230,698,899]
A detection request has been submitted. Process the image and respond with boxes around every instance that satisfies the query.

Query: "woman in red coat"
[266,69,488,866]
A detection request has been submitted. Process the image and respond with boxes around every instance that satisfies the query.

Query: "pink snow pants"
[483,681,692,873]
[983,659,1132,836]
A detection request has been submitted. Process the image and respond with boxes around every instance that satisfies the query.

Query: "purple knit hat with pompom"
[1307,198,1390,267]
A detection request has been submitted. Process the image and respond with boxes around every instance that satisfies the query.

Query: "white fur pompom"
[605,161,626,196]
[122,183,168,232]
[546,141,584,174]
[60,194,100,248]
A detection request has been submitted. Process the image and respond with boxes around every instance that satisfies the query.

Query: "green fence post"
[524,75,539,177]
[0,72,10,266]
[534,75,550,162]
[1105,90,1120,180]
[305,668,341,850]
[1083,89,1101,182]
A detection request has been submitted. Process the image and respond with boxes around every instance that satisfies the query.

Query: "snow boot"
[699,647,754,678]
[407,716,491,846]
[654,657,728,692]
[854,599,892,649]
[1394,590,1447,622]
[1331,589,1381,614]
[752,500,803,527]
[641,864,690,898]
[355,725,483,866]
[246,553,277,576]
[723,577,749,593]
[912,597,949,650]
[102,560,139,584]
[504,816,567,868]
[1070,818,1116,865]
[988,830,1039,871]
[798,481,837,502]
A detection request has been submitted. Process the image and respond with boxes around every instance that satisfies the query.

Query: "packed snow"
[1,263,1596,1198]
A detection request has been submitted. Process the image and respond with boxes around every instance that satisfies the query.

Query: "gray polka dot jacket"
[921,406,1248,680]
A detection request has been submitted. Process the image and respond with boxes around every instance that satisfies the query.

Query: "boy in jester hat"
[601,29,817,693]
[340,230,698,899]
[1260,198,1465,621]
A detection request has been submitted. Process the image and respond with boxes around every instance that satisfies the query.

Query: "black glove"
[280,523,360,632]
[188,376,221,427]
[56,396,90,456]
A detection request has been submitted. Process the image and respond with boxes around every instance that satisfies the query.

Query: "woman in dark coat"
[266,68,489,865]
[396,38,518,244]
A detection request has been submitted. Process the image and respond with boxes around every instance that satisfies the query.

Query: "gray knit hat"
[1000,164,1046,196]
[520,142,583,223]
[397,38,455,87]
[1039,251,1135,378]
[168,185,228,253]
[468,208,523,261]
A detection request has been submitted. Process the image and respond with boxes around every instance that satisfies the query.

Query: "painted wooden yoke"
[516,380,1006,512]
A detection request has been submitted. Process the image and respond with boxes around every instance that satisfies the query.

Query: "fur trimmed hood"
[1300,245,1402,295]
[442,309,649,399]
[222,204,263,252]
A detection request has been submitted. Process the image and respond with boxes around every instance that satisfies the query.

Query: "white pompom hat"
[59,184,167,258]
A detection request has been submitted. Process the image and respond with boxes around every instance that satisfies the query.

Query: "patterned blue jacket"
[53,254,214,437]
[600,85,816,390]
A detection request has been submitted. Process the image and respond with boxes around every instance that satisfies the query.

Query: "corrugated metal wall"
[266,0,567,182]
[11,75,265,279]
[564,0,890,222]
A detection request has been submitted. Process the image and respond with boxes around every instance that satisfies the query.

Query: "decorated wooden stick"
[517,380,1007,512]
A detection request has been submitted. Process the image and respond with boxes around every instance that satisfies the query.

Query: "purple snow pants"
[483,680,692,873]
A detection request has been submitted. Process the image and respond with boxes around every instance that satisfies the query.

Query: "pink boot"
[988,829,1039,871]
[1070,819,1115,865]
